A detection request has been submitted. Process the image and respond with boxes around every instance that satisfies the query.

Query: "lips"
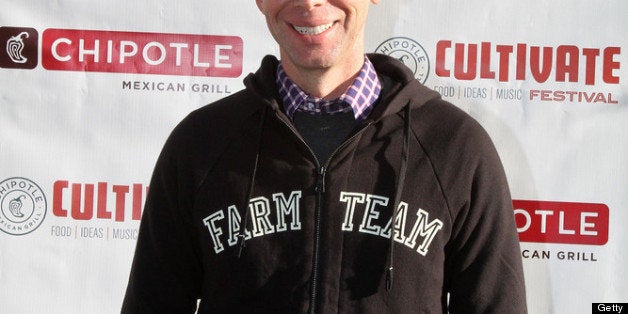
[292,22,334,35]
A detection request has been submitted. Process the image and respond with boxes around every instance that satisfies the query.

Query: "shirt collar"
[276,55,381,121]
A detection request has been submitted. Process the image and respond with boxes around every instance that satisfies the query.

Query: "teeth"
[293,23,333,35]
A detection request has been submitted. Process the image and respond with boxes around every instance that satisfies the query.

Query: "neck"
[281,55,365,100]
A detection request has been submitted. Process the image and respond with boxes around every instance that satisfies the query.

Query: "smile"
[292,22,334,35]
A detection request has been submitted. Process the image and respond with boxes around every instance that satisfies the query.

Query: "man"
[122,0,527,313]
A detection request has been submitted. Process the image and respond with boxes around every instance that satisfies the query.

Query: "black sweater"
[123,54,527,313]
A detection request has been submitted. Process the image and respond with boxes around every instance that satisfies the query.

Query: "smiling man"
[122,1,527,313]
[258,0,375,100]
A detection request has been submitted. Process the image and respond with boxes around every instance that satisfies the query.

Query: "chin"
[289,48,341,70]
[298,57,334,70]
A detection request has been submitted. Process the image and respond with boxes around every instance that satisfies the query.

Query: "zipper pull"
[315,166,326,194]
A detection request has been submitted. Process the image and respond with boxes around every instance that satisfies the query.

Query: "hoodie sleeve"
[442,116,527,314]
[414,99,527,313]
[121,123,203,314]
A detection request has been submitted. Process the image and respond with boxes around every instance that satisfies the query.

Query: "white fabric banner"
[1,1,625,313]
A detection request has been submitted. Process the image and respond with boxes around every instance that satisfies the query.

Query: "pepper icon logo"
[0,177,47,236]
[0,27,38,69]
[8,195,27,218]
[7,32,30,63]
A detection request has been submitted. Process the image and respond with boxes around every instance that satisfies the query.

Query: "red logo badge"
[42,28,243,77]
[514,200,609,245]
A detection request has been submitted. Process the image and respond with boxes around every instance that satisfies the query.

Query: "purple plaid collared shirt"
[276,56,381,121]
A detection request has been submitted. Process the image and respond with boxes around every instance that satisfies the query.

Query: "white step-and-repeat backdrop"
[1,1,626,313]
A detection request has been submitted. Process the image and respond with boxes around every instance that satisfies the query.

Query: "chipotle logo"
[41,28,243,77]
[0,27,39,69]
[513,199,609,245]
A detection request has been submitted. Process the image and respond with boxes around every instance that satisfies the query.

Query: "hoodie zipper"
[274,113,322,314]
[310,165,325,314]
[309,124,373,314]
[276,112,373,314]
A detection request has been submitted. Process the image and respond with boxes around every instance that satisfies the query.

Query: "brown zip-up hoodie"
[123,54,527,313]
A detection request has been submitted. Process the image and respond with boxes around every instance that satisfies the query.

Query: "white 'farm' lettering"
[226,205,251,247]
[202,191,303,254]
[274,191,302,232]
[249,197,275,237]
[203,211,226,254]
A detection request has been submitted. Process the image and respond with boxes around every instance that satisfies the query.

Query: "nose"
[293,0,326,10]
